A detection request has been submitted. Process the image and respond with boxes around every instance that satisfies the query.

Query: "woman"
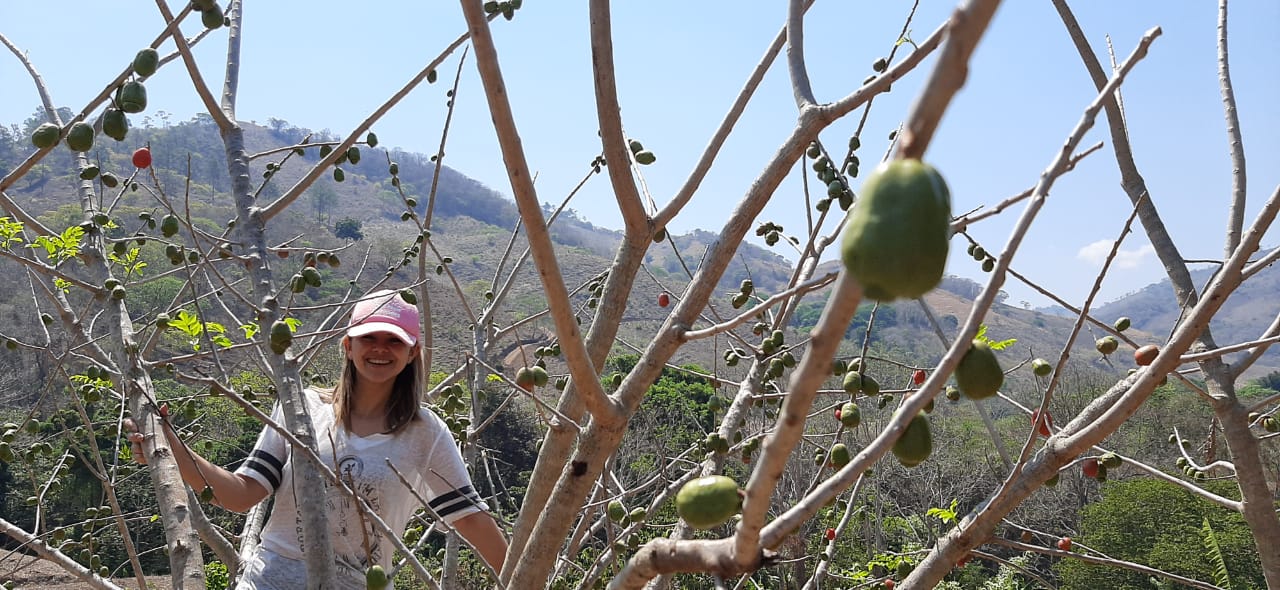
[129,290,507,588]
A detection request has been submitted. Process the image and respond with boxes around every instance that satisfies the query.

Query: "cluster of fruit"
[808,134,863,215]
[482,0,523,20]
[627,139,657,166]
[965,241,996,273]
[30,47,158,155]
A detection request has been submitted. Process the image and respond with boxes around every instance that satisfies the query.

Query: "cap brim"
[347,322,417,346]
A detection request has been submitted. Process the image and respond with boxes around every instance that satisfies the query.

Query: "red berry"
[1031,409,1052,437]
[657,292,670,307]
[884,580,895,589]
[834,408,842,420]
[956,555,970,568]
[1082,458,1099,479]
[825,528,836,541]
[132,147,152,169]
[1134,344,1159,366]
[1057,536,1072,551]
[912,369,926,385]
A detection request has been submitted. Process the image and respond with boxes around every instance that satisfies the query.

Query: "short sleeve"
[233,402,288,494]
[418,411,488,525]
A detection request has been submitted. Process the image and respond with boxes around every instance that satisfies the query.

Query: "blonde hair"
[328,351,424,435]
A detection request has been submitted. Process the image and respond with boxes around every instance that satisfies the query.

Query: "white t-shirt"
[234,389,486,576]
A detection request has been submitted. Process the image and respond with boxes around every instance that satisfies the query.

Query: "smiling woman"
[127,289,508,589]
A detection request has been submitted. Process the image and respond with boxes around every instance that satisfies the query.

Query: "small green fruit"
[607,500,627,523]
[892,412,932,467]
[1095,336,1119,356]
[66,122,94,152]
[839,402,861,428]
[132,47,160,76]
[31,123,60,149]
[268,320,292,355]
[956,340,1003,400]
[515,367,536,391]
[365,564,388,590]
[118,81,148,113]
[102,108,129,141]
[828,443,851,469]
[1031,358,1052,377]
[841,371,880,397]
[675,475,741,530]
[79,165,100,180]
[1113,317,1131,332]
[160,214,179,237]
[634,150,656,165]
[840,159,951,301]
[100,172,119,188]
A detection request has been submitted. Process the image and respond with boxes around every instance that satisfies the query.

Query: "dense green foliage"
[1056,479,1265,589]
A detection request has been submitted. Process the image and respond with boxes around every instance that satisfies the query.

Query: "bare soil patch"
[1,556,174,590]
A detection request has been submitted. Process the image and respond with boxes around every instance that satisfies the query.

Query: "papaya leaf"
[1201,517,1231,588]
[974,323,1017,351]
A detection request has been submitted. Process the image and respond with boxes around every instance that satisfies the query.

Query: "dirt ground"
[0,556,175,590]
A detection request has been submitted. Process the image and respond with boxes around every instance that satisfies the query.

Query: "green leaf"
[171,310,203,338]
[1201,517,1231,588]
[974,324,1017,351]
[0,217,25,248]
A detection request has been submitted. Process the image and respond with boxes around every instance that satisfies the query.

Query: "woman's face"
[344,332,418,387]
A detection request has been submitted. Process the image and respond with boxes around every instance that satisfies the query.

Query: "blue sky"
[2,1,1277,309]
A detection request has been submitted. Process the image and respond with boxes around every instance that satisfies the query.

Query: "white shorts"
[235,550,376,590]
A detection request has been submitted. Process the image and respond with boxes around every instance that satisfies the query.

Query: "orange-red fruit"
[132,147,152,168]
[826,528,836,541]
[1057,536,1072,551]
[1134,344,1159,366]
[912,369,926,385]
[1082,458,1099,479]
[658,292,670,307]
[884,580,895,589]
[1031,409,1053,438]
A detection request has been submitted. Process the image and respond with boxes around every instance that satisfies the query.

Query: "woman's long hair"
[328,348,424,435]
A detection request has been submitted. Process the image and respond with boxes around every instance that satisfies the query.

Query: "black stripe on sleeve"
[241,449,284,490]
[429,485,484,518]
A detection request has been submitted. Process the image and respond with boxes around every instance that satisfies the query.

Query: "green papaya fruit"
[132,48,159,77]
[1113,317,1131,332]
[1095,336,1119,355]
[365,132,378,148]
[955,340,1003,400]
[365,565,388,590]
[675,475,741,530]
[79,165,100,180]
[841,371,879,397]
[31,123,60,149]
[118,81,148,114]
[66,122,94,152]
[892,411,932,467]
[160,214,180,238]
[346,146,361,165]
[839,402,860,428]
[268,320,292,355]
[607,500,627,523]
[828,443,851,469]
[102,108,129,141]
[202,4,225,29]
[840,159,951,301]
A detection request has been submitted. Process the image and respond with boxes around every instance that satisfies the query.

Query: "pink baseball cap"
[346,290,420,346]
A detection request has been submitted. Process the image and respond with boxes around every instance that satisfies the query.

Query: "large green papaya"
[892,411,932,467]
[117,81,147,114]
[66,122,94,152]
[840,159,951,301]
[102,109,129,141]
[955,340,1003,400]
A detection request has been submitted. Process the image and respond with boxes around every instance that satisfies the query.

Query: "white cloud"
[1076,240,1155,270]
